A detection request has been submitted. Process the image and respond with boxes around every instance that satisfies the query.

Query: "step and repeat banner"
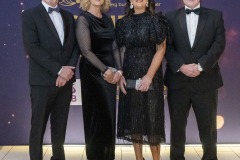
[0,0,240,145]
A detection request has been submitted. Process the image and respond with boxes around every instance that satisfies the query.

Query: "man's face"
[43,0,59,7]
[183,0,200,9]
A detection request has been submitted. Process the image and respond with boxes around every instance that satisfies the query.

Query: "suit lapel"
[192,8,208,48]
[38,4,62,45]
[177,8,191,47]
[60,10,70,46]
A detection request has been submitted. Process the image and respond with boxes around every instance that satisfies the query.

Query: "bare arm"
[146,39,166,80]
[138,39,166,92]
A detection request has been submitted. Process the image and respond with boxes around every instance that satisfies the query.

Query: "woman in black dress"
[76,0,122,159]
[115,0,167,159]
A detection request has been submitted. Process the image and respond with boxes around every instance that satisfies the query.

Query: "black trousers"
[29,83,72,160]
[167,85,218,160]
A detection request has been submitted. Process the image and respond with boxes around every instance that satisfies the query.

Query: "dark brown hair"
[125,0,155,16]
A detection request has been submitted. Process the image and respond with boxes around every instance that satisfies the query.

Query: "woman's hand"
[118,76,127,95]
[111,70,123,84]
[138,75,152,92]
[103,68,115,83]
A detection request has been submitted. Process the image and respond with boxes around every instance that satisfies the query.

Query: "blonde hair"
[80,0,111,12]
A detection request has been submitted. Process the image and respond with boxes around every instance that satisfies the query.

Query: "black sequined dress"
[115,12,166,145]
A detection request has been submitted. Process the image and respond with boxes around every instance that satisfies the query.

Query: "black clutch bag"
[126,79,154,90]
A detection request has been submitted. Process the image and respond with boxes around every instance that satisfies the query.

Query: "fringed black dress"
[115,12,167,145]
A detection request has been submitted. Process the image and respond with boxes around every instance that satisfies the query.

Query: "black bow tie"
[185,8,200,15]
[48,6,60,13]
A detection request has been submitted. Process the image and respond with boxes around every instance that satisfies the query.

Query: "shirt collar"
[185,3,201,10]
[41,1,58,12]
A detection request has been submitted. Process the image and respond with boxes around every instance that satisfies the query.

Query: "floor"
[0,145,240,160]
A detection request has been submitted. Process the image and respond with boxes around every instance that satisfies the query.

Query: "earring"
[130,3,133,9]
[146,2,148,7]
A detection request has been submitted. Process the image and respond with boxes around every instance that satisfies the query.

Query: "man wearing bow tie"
[164,0,225,159]
[22,0,79,159]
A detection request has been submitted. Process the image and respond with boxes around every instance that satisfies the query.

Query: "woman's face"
[89,0,104,7]
[131,0,148,11]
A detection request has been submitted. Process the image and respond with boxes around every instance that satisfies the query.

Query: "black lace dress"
[115,12,166,145]
[76,12,121,160]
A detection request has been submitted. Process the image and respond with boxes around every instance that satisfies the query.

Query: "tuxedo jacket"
[164,7,226,92]
[22,4,79,86]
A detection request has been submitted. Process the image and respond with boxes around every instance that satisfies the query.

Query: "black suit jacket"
[22,4,79,86]
[164,7,226,92]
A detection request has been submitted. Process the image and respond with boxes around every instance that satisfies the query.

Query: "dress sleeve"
[150,12,172,45]
[112,40,123,70]
[156,11,174,44]
[115,18,125,48]
[76,15,108,72]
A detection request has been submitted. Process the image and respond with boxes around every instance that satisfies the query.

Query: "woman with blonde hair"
[76,0,122,159]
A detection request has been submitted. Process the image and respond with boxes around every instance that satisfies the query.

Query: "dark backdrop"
[0,0,240,145]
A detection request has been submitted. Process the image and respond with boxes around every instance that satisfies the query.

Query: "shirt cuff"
[58,67,63,75]
[197,63,203,72]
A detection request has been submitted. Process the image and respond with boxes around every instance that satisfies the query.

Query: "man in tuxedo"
[22,0,79,159]
[164,0,225,159]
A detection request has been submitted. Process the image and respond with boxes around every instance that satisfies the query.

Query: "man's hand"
[192,64,201,76]
[56,76,67,87]
[179,64,200,77]
[59,66,75,81]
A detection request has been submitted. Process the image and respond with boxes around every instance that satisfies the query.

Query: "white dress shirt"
[185,4,203,72]
[185,4,200,47]
[42,1,64,45]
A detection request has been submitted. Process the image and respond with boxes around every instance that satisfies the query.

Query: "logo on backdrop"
[59,0,161,9]
[71,79,82,105]
[59,0,81,6]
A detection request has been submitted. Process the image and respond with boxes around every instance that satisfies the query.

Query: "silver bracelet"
[117,70,123,76]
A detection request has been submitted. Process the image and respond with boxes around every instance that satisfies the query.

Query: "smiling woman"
[115,0,168,159]
[75,0,122,159]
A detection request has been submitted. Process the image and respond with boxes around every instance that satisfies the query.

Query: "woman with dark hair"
[115,0,167,159]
